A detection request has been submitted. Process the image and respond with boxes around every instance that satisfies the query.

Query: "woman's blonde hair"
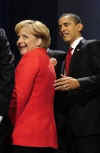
[15,20,51,49]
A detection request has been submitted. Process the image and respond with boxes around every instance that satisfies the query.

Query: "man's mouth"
[63,32,69,37]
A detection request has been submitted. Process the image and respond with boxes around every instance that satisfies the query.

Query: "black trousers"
[70,135,100,153]
[56,114,100,153]
[0,116,12,153]
[7,145,63,153]
[58,128,100,153]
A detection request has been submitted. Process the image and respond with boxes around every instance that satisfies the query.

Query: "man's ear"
[78,23,84,32]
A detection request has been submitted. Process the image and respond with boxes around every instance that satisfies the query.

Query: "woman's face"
[17,26,41,55]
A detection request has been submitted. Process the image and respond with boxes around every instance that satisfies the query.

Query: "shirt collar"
[71,37,84,50]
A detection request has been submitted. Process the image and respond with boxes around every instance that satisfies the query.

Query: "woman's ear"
[36,38,42,47]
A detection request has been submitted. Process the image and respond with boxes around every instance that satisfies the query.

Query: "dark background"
[0,0,100,61]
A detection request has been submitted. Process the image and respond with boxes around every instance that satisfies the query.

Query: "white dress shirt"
[70,37,84,54]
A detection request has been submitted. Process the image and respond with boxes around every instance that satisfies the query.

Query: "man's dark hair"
[58,13,82,24]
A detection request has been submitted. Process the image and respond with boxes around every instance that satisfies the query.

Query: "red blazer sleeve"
[9,51,40,123]
[16,51,39,108]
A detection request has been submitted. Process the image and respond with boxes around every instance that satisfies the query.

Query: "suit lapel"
[73,38,87,55]
[69,38,87,76]
[61,38,87,76]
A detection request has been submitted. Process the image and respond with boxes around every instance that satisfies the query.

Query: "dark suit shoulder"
[86,39,100,46]
[80,39,100,51]
[0,28,6,33]
[0,28,8,50]
[83,39,100,59]
[85,40,100,52]
[0,28,7,42]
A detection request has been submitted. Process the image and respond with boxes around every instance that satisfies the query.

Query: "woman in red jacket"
[8,20,58,153]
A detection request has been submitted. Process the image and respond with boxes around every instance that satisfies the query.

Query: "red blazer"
[9,48,58,149]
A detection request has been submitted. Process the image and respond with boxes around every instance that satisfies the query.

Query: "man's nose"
[61,25,66,32]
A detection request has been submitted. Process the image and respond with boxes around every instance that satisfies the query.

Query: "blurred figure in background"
[0,28,14,153]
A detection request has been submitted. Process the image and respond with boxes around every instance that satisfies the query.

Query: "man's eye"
[64,23,69,26]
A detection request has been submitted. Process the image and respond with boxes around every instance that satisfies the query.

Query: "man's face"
[58,16,83,45]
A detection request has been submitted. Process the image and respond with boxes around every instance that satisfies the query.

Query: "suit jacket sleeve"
[47,49,66,59]
[0,28,14,116]
[77,40,100,95]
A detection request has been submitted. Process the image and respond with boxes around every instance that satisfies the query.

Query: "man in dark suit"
[0,28,14,153]
[54,13,100,153]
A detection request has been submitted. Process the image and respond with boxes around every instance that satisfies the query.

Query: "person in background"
[0,28,14,153]
[47,48,66,78]
[54,13,100,153]
[8,20,59,153]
